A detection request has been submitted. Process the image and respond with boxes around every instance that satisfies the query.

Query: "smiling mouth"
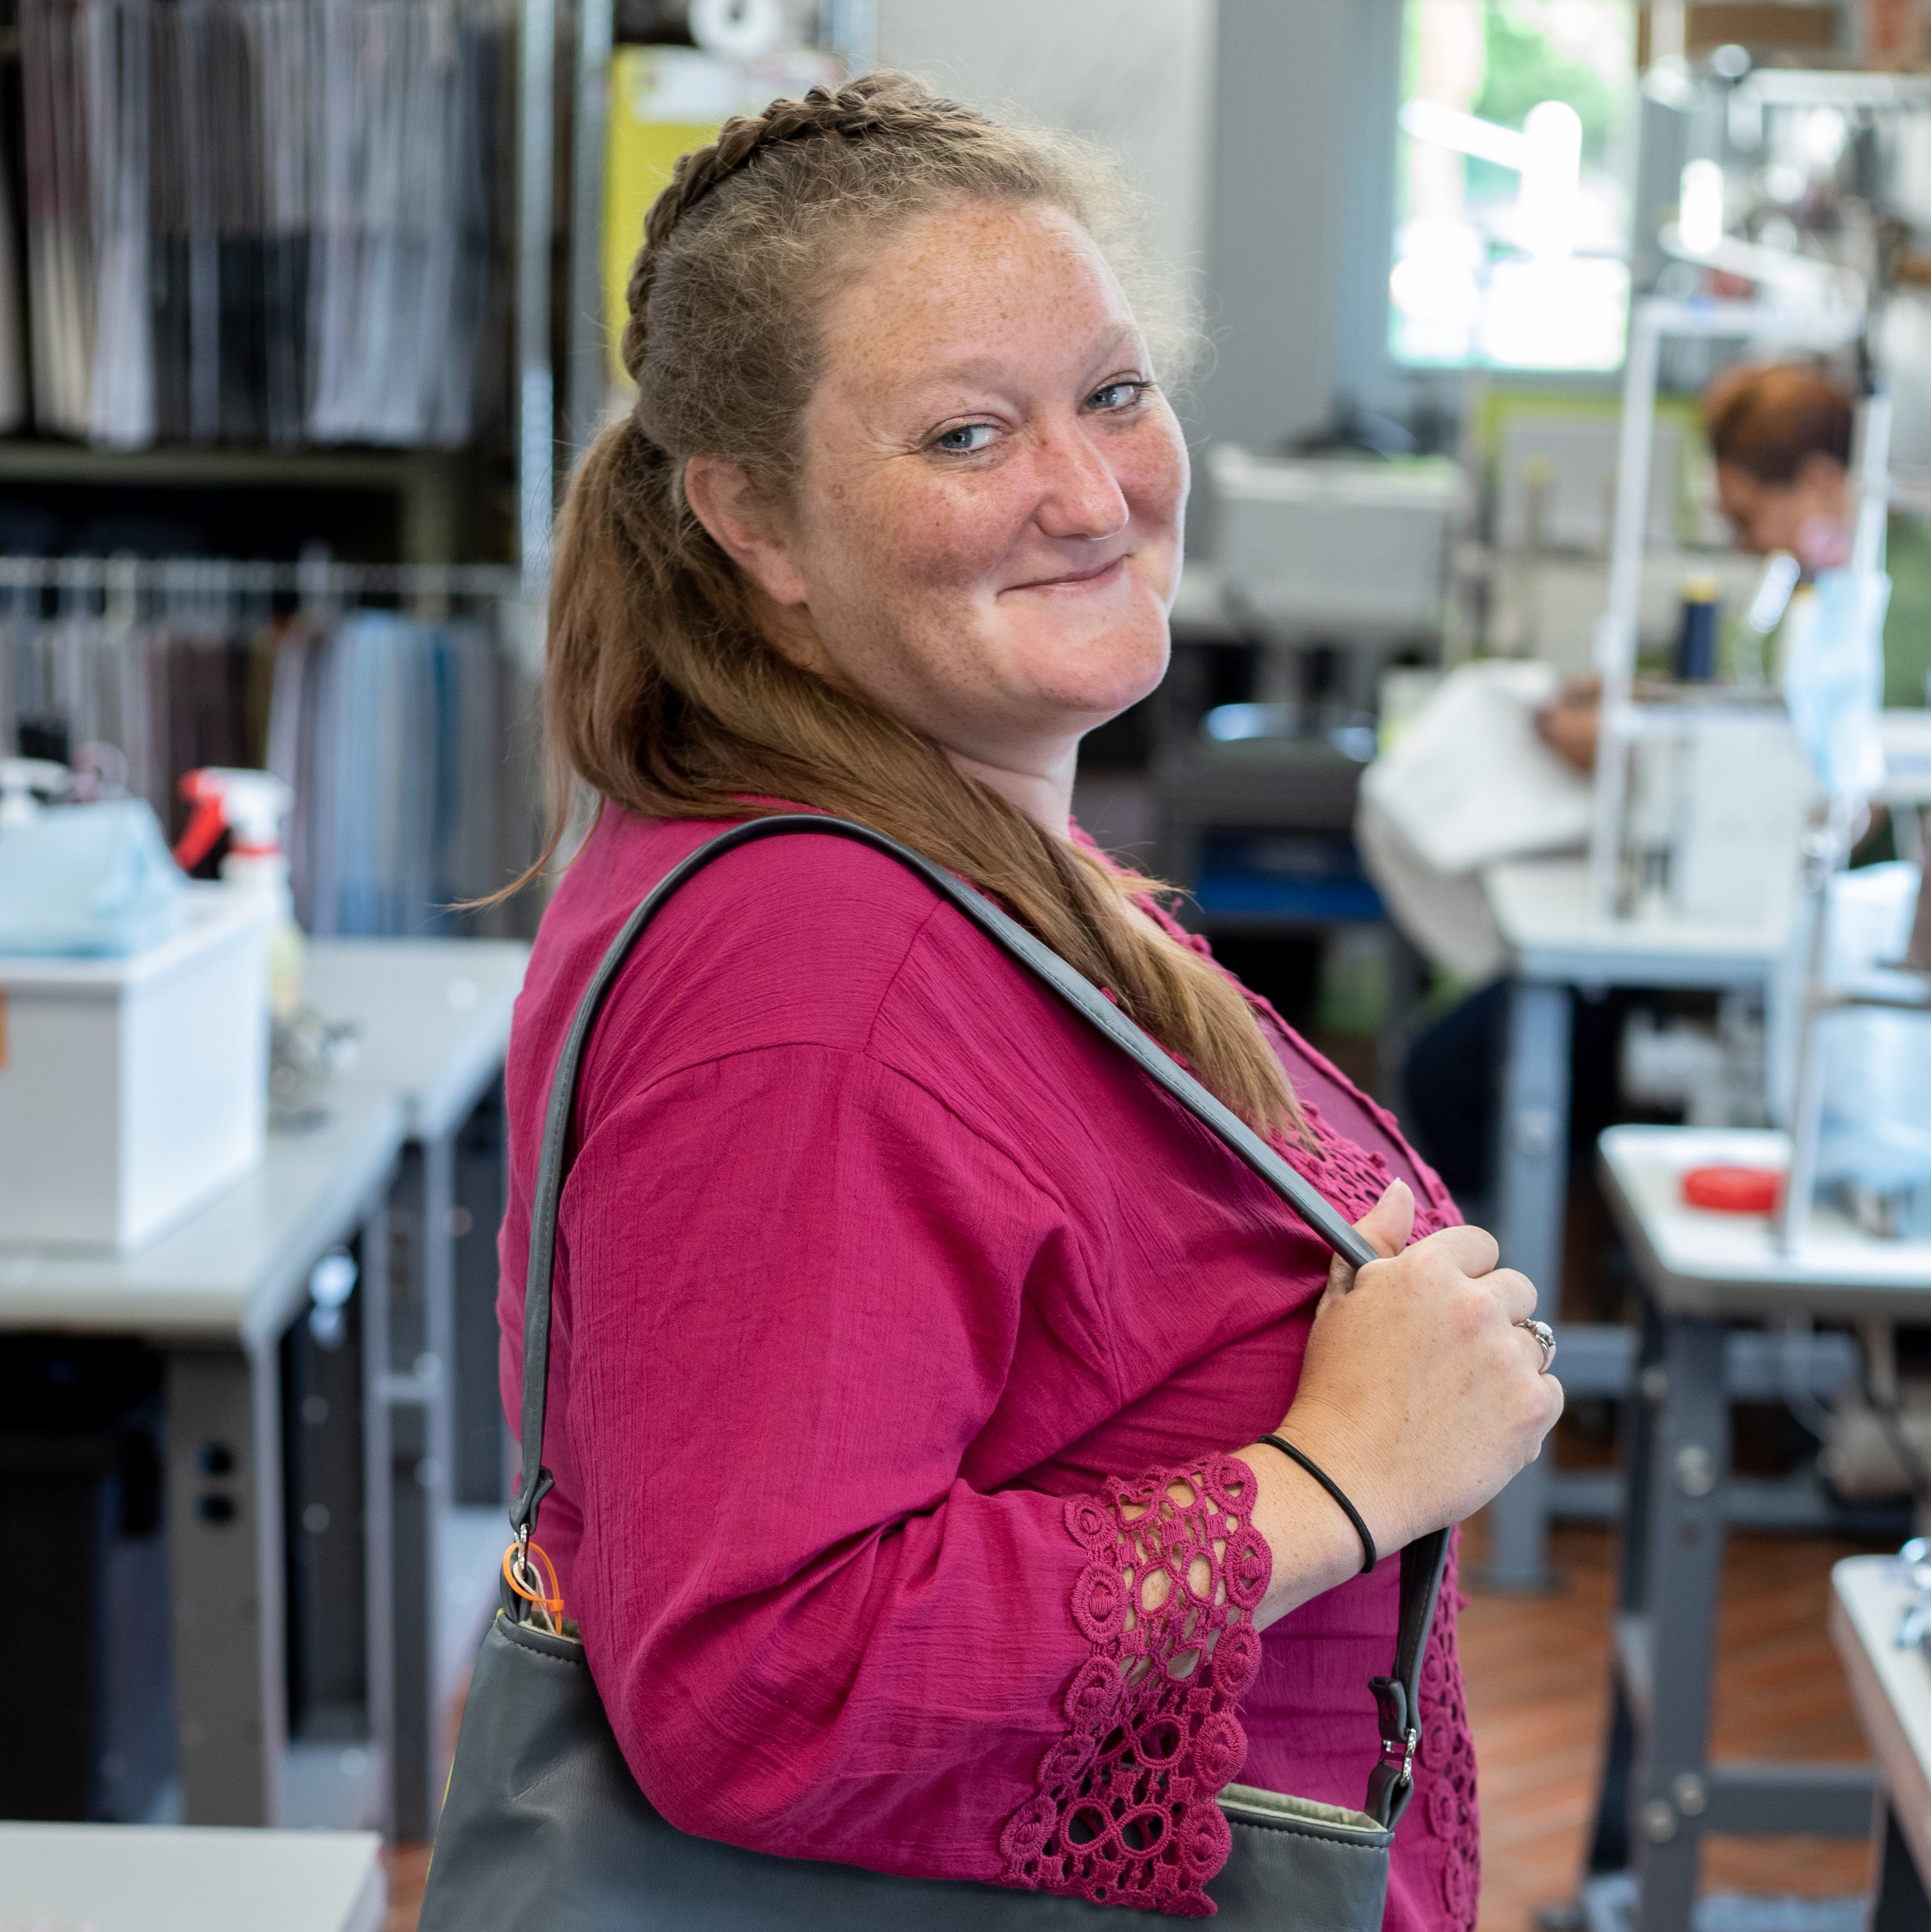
[1005,554,1131,594]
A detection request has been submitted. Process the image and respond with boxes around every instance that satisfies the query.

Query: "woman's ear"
[684,456,811,606]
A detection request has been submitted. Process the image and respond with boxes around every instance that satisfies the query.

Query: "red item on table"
[1682,1165,1783,1214]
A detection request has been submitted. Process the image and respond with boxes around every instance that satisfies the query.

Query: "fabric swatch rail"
[0,556,541,935]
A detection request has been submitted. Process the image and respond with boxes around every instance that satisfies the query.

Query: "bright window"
[1391,0,1636,372]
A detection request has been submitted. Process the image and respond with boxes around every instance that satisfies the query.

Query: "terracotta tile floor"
[384,1843,431,1932]
[383,1517,1892,1930]
[1461,1516,1884,1932]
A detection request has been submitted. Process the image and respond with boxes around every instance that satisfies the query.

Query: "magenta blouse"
[496,808,1481,1926]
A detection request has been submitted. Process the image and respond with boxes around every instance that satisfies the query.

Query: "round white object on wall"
[689,0,786,58]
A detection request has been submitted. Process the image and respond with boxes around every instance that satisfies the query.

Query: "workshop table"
[0,938,526,1840]
[1479,857,1793,1588]
[305,938,528,1840]
[0,1092,407,1832]
[0,1821,385,1932]
[1831,1553,1931,1929]
[1580,1123,1928,1932]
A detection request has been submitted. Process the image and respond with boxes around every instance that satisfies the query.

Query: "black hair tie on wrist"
[1256,1434,1378,1575]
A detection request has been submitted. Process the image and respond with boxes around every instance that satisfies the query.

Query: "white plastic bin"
[1207,444,1463,636]
[0,887,269,1250]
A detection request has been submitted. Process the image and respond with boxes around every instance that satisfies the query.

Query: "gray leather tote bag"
[419,814,1451,1931]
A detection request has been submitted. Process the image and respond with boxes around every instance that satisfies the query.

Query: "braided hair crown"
[609,68,1142,488]
[619,73,1004,391]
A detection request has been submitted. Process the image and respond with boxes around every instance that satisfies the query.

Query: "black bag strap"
[510,813,1448,1828]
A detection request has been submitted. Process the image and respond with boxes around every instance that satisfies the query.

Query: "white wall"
[1197,0,1403,455]
[875,0,1218,278]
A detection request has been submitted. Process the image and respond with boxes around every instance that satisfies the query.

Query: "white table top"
[0,1093,403,1345]
[1483,857,1789,988]
[1832,1555,1931,1889]
[307,937,528,1143]
[0,1823,384,1932]
[1598,1124,1931,1319]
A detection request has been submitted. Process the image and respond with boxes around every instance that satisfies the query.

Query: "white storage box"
[1207,445,1463,637]
[0,887,269,1250]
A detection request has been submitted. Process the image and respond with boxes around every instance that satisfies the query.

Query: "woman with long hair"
[496,71,1560,1928]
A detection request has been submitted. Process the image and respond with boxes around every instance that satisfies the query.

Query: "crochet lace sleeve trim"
[998,1458,1270,1918]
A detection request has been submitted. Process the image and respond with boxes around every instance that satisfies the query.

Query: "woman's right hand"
[1240,1180,1562,1618]
[1290,1180,1562,1555]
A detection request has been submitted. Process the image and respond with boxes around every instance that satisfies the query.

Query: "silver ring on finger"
[1516,1318,1556,1374]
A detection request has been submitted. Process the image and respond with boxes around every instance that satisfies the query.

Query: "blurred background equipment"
[1207,444,1462,719]
[1209,446,1463,639]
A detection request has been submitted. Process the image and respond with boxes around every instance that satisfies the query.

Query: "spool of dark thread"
[1676,578,1721,681]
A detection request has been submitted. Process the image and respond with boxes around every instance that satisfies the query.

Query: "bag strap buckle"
[1381,1725,1419,1789]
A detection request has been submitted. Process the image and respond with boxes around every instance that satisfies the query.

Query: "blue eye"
[1087,381,1147,412]
[935,423,997,453]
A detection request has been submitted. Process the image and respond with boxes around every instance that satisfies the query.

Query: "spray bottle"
[175,768,303,1020]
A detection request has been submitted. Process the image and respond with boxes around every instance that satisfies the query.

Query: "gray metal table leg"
[453,1082,509,1509]
[1875,1796,1931,1932]
[273,1203,397,1831]
[1481,977,1575,1590]
[1630,1314,1728,1931]
[360,1204,396,1837]
[385,1138,456,1841]
[165,1343,287,1826]
[1585,1310,1666,1878]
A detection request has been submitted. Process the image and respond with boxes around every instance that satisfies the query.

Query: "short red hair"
[1703,363,1853,484]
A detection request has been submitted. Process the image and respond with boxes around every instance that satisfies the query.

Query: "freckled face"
[771,199,1188,773]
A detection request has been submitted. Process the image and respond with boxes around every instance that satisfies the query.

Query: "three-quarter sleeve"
[540,1040,1270,1915]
